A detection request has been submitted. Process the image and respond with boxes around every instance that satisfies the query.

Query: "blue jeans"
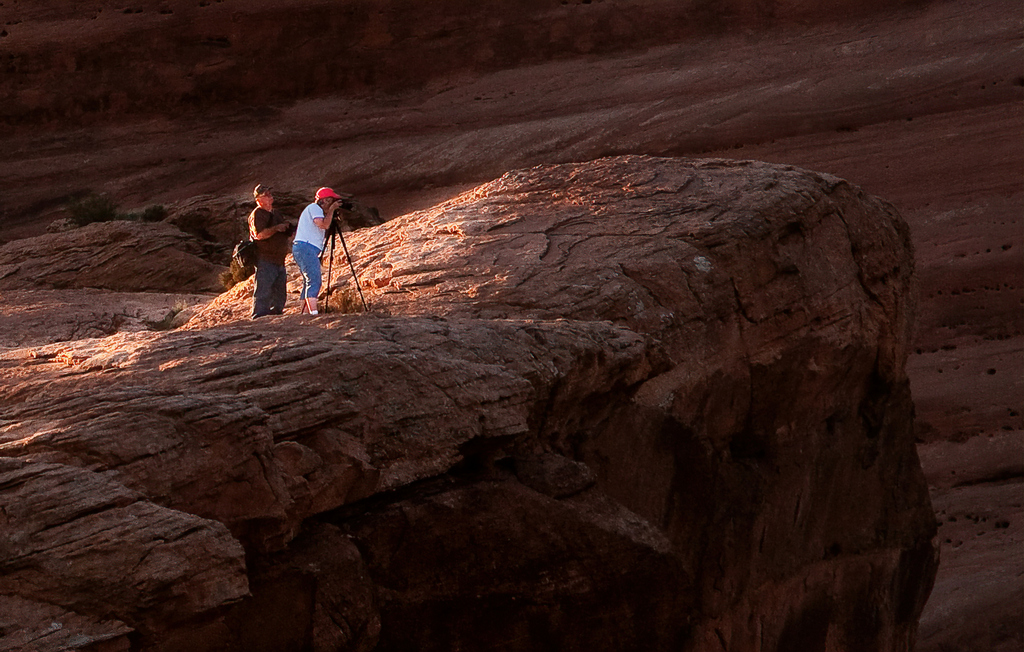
[251,260,287,318]
[292,240,323,303]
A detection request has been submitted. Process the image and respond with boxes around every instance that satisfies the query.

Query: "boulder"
[0,314,655,646]
[0,221,226,293]
[0,156,936,650]
[0,316,647,550]
[162,194,253,247]
[342,155,937,649]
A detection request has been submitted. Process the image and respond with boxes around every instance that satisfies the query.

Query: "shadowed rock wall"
[1,0,928,125]
[339,155,939,650]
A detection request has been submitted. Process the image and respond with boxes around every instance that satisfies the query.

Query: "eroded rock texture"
[1,157,936,650]
[0,289,213,350]
[0,221,225,293]
[0,0,924,126]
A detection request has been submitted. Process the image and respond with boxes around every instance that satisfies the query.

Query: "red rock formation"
[0,457,248,647]
[339,155,939,650]
[0,221,226,293]
[0,0,1017,647]
[1,157,936,650]
[0,0,927,127]
[0,289,212,349]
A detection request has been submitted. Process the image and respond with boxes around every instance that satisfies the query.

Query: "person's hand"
[277,223,289,232]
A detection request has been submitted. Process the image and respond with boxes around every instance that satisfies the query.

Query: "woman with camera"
[292,186,343,315]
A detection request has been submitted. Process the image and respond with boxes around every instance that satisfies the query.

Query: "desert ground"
[0,0,1021,648]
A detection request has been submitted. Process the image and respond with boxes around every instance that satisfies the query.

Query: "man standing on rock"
[292,187,342,315]
[248,184,292,319]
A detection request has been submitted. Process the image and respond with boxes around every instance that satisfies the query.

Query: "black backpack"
[233,210,258,268]
[232,238,257,268]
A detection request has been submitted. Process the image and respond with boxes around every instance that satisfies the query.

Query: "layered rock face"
[0,221,226,351]
[1,157,936,650]
[1,0,925,126]
[0,221,225,294]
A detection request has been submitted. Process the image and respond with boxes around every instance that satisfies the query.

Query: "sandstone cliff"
[1,0,926,127]
[1,0,1018,647]
[1,157,937,650]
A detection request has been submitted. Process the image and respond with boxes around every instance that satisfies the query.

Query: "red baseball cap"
[315,187,342,200]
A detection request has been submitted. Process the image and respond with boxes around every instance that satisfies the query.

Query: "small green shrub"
[66,194,168,226]
[66,193,118,226]
[220,259,254,290]
[128,205,168,222]
[323,287,365,314]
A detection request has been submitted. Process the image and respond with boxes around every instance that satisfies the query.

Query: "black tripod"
[323,217,369,313]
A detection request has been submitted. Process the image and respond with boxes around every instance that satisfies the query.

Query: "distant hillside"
[2,0,930,125]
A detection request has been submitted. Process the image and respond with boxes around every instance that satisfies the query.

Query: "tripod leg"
[337,230,369,311]
[323,232,336,313]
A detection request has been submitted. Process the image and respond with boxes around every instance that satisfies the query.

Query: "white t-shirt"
[294,202,327,252]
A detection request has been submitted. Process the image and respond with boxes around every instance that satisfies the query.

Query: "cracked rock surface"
[2,156,937,650]
[0,0,1017,647]
[0,221,225,294]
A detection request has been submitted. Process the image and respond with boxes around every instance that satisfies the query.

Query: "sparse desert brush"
[65,193,167,226]
[220,259,254,290]
[324,287,364,314]
[126,205,169,222]
[65,193,119,226]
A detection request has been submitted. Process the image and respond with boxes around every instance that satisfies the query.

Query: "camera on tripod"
[325,198,355,235]
[322,194,369,312]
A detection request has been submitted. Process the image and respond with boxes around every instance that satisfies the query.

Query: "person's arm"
[254,223,288,239]
[312,201,335,229]
[252,209,288,239]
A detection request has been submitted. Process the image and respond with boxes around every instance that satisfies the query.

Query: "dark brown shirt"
[249,207,290,264]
